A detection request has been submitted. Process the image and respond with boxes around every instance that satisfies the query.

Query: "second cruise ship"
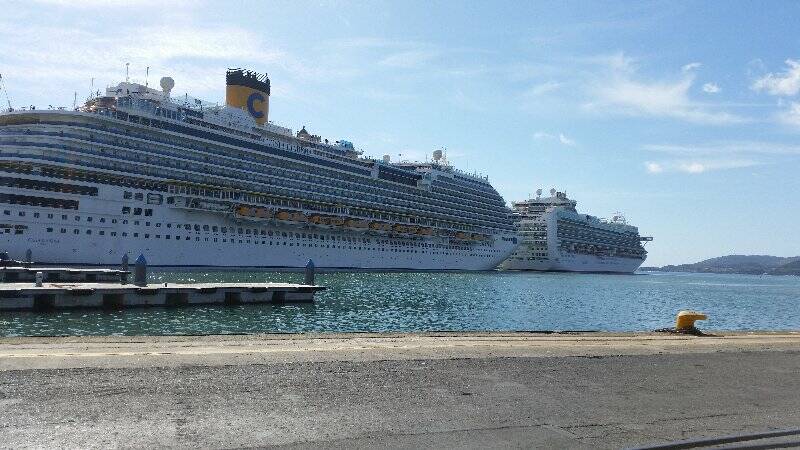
[501,189,651,273]
[0,69,518,270]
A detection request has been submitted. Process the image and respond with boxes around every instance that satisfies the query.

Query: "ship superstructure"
[0,69,518,269]
[501,189,651,273]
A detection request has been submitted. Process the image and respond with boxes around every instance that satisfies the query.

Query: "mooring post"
[304,259,315,285]
[120,253,129,284]
[134,254,147,286]
[35,271,43,287]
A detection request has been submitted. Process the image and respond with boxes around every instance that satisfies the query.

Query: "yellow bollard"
[675,310,707,330]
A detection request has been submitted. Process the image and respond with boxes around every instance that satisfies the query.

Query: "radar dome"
[550,188,556,196]
[159,77,175,95]
[432,149,443,161]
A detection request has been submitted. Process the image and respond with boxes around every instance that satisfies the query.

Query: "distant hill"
[642,255,800,276]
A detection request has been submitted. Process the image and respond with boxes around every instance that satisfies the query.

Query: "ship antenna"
[125,62,130,83]
[0,73,12,110]
[145,66,149,87]
[73,91,77,110]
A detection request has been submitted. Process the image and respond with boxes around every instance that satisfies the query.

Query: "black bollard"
[120,253,129,284]
[134,254,147,286]
[304,259,315,285]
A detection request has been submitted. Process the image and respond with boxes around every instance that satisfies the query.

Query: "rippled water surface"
[2,270,799,336]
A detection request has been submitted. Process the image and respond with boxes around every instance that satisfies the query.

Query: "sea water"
[2,271,799,336]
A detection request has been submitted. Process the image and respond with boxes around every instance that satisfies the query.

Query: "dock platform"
[0,266,129,283]
[0,282,325,310]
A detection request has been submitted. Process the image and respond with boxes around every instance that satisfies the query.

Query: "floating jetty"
[1,266,129,283]
[0,282,324,311]
[0,253,325,311]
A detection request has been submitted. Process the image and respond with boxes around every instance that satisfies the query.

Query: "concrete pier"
[0,282,325,310]
[0,332,798,448]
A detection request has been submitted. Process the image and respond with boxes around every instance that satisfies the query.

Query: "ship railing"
[3,130,510,232]
[12,126,505,224]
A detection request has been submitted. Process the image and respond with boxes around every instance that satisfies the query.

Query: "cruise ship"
[0,69,518,270]
[501,189,651,273]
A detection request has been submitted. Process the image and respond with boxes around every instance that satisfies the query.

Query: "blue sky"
[2,0,800,265]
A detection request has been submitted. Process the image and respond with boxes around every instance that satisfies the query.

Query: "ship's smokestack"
[225,68,270,125]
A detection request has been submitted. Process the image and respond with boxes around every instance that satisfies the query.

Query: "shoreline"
[2,330,798,371]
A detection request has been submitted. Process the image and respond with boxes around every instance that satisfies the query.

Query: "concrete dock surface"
[0,331,799,448]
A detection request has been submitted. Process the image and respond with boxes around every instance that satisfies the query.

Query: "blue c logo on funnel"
[246,92,265,119]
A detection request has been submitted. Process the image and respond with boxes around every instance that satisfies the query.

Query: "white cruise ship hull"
[2,178,516,271]
[501,252,645,273]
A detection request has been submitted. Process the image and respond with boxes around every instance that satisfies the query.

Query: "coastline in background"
[643,254,800,276]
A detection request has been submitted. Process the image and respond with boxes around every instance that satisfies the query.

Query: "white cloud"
[379,50,438,68]
[778,101,800,127]
[558,133,576,146]
[752,59,800,96]
[534,131,576,146]
[644,159,760,174]
[645,162,663,173]
[702,83,720,93]
[585,54,746,125]
[682,62,702,73]
[644,141,800,155]
[524,81,562,97]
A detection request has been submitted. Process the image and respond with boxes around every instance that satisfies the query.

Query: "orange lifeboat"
[405,226,419,234]
[392,224,407,233]
[255,208,271,219]
[416,227,433,236]
[289,212,307,222]
[275,211,290,220]
[236,206,251,216]
[455,232,468,239]
[308,215,322,224]
[330,217,345,226]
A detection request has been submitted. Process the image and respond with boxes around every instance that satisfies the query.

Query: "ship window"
[47,214,53,219]
[166,235,170,239]
[238,228,243,234]
[166,223,172,228]
[122,220,128,225]
[112,219,117,224]
[221,227,227,233]
[133,233,139,237]
[18,211,25,217]
[122,232,128,237]
[46,227,53,232]
[133,208,142,215]
[2,210,8,215]
[33,212,39,218]
[122,207,131,214]
[212,226,218,232]
[134,193,143,201]
[62,214,67,220]
[144,209,153,216]
[61,228,66,233]
[123,191,132,199]
[186,236,190,240]
[74,215,79,221]
[156,223,161,227]
[203,225,210,231]
[111,232,117,236]
[86,230,91,235]
[73,229,79,234]
[194,225,200,231]
[184,224,191,230]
